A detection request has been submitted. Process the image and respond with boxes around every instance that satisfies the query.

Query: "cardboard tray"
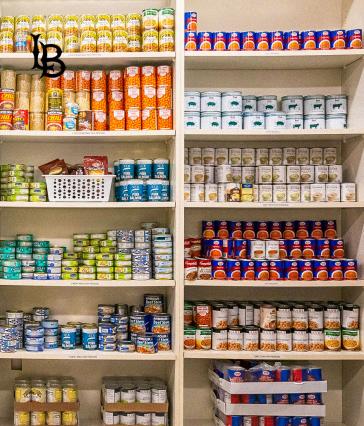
[14,401,80,412]
[102,402,168,413]
[209,370,327,395]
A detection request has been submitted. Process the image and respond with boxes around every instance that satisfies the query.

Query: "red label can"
[197,258,212,280]
[214,220,229,239]
[184,238,192,258]
[317,30,331,49]
[202,221,215,239]
[12,109,29,130]
[256,221,269,240]
[260,417,275,426]
[329,239,344,258]
[287,239,302,259]
[279,239,288,259]
[190,238,201,257]
[310,221,324,239]
[255,32,270,51]
[233,239,247,259]
[226,259,241,280]
[0,88,15,110]
[240,259,255,280]
[327,259,343,280]
[295,221,310,239]
[211,259,226,280]
[269,260,284,280]
[301,30,316,50]
[184,258,198,280]
[255,260,269,280]
[342,259,358,280]
[330,30,346,49]
[284,259,299,280]
[184,32,197,51]
[298,260,313,281]
[228,221,243,239]
[313,259,328,280]
[270,222,283,240]
[205,239,223,259]
[292,367,308,382]
[0,110,13,130]
[184,12,197,32]
[223,239,234,259]
[324,220,337,238]
[302,239,316,259]
[316,239,330,258]
[243,221,256,239]
[227,32,241,51]
[283,222,296,239]
[197,32,212,51]
[284,31,301,50]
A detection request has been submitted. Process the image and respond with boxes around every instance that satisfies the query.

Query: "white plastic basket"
[44,175,115,202]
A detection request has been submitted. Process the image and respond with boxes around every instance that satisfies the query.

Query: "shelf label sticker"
[262,203,289,208]
[68,355,98,359]
[254,354,281,359]
[71,282,99,286]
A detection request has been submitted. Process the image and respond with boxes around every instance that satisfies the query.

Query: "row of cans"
[114,158,169,181]
[200,237,345,259]
[200,220,337,240]
[221,416,321,426]
[186,146,339,167]
[184,258,357,281]
[114,179,170,202]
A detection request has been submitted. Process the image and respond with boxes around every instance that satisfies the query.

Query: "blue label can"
[82,325,98,350]
[127,179,144,202]
[160,181,170,201]
[153,158,169,179]
[136,159,152,179]
[276,418,290,426]
[308,418,321,426]
[61,326,76,350]
[147,180,162,201]
[292,418,308,426]
[120,181,129,201]
[119,159,135,180]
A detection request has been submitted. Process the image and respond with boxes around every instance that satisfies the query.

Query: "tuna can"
[326,114,347,129]
[222,112,242,129]
[282,96,303,114]
[265,112,286,130]
[244,112,265,129]
[201,112,221,129]
[222,91,242,112]
[201,91,221,112]
[61,325,76,350]
[304,96,325,115]
[242,95,257,112]
[184,91,200,112]
[82,325,98,350]
[304,114,325,130]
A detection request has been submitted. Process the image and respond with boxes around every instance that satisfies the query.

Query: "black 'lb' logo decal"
[31,33,66,78]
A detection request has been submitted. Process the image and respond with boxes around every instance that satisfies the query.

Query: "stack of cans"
[98,322,117,352]
[152,228,173,279]
[132,248,152,280]
[6,310,23,349]
[42,319,59,349]
[0,323,17,353]
[3,259,21,279]
[24,324,44,352]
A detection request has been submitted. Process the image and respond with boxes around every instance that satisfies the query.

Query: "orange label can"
[13,109,29,130]
[109,109,125,131]
[142,108,157,130]
[126,108,141,130]
[157,85,172,109]
[0,89,15,110]
[142,86,156,109]
[0,110,13,129]
[157,108,173,130]
[46,111,63,131]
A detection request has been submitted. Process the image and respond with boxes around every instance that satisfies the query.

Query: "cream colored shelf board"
[0,348,176,360]
[184,202,363,209]
[186,420,344,426]
[0,130,175,143]
[0,279,175,288]
[185,50,364,70]
[0,52,175,68]
[0,201,175,209]
[185,280,363,288]
[184,129,364,142]
[184,350,364,360]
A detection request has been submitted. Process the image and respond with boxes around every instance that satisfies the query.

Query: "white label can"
[328,165,342,183]
[256,148,269,165]
[201,147,215,165]
[243,112,265,129]
[136,413,152,426]
[326,183,340,202]
[282,96,303,114]
[242,166,255,184]
[242,95,257,112]
[229,148,242,166]
[222,91,242,112]
[300,184,311,202]
[324,147,337,165]
[259,184,273,202]
[201,91,221,112]
[217,183,226,202]
[315,165,329,183]
[191,165,205,183]
[184,165,191,183]
[304,95,325,114]
[287,184,301,203]
[273,184,287,202]
[310,183,326,202]
[184,112,200,129]
[310,147,323,165]
[296,147,309,165]
[300,165,314,184]
[286,114,303,129]
[241,148,256,166]
[287,165,301,183]
[304,114,325,129]
[231,166,242,183]
[277,330,292,351]
[205,183,218,202]
[215,148,229,165]
[341,183,356,202]
[184,91,201,112]
[222,112,242,129]
[184,184,191,201]
[326,95,347,114]
[204,165,214,183]
[190,183,204,201]
[215,165,233,183]
[120,413,136,425]
[257,165,273,184]
[265,112,287,130]
[201,112,221,129]
[269,148,283,165]
[283,147,296,165]
[257,95,278,112]
[272,165,286,183]
[326,114,347,129]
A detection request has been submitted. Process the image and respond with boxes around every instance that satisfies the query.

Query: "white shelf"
[0,130,175,143]
[0,202,175,209]
[184,350,364,360]
[187,420,344,426]
[0,279,175,288]
[184,202,363,209]
[185,50,364,70]
[184,129,364,142]
[0,348,176,360]
[0,52,175,68]
[185,280,364,288]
